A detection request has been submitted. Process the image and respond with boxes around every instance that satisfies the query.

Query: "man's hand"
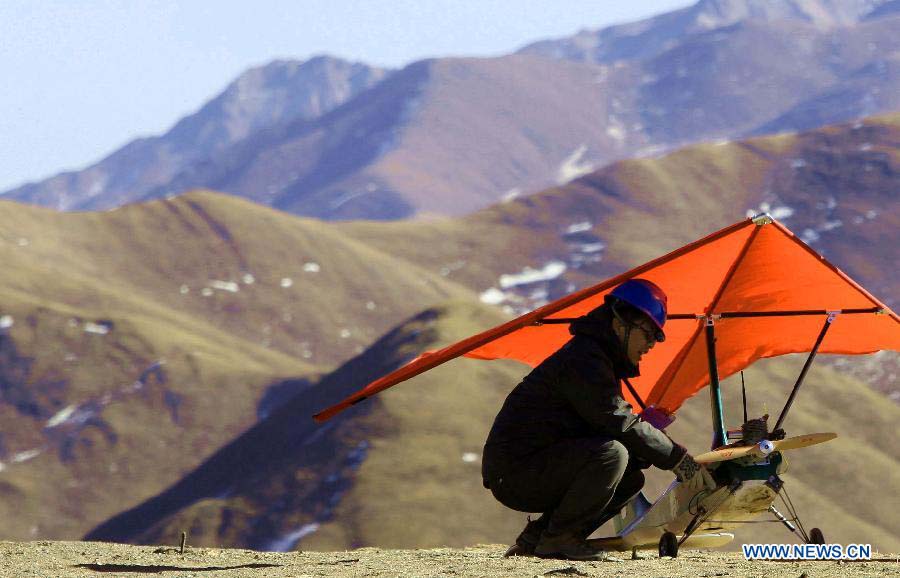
[673,453,717,493]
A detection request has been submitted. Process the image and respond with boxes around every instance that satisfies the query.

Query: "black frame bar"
[622,377,647,411]
[537,307,880,325]
[773,313,837,432]
[705,318,727,449]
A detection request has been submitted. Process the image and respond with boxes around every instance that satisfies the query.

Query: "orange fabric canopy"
[314,217,899,422]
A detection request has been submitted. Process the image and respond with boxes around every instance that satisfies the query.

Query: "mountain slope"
[753,54,900,135]
[85,302,524,549]
[81,115,899,552]
[0,191,474,540]
[4,2,898,220]
[518,0,889,63]
[267,55,638,219]
[3,113,896,543]
[131,14,900,223]
[336,112,899,312]
[85,301,900,553]
[2,57,388,211]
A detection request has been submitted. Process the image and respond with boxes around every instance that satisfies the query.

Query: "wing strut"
[773,312,838,432]
[705,317,727,449]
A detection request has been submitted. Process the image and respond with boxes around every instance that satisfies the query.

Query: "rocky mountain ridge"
[519,0,892,63]
[3,56,388,211]
[3,1,898,220]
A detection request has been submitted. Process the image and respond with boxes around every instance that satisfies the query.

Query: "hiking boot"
[534,530,608,561]
[503,516,548,557]
[503,543,532,557]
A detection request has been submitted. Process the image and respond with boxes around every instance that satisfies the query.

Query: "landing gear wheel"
[808,528,825,545]
[659,531,679,558]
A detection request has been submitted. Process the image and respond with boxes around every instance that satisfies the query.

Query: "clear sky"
[1,1,691,192]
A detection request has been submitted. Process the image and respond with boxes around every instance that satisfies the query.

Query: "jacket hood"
[569,303,640,378]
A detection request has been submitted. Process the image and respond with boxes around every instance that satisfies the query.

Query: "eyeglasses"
[611,302,664,343]
[632,322,659,344]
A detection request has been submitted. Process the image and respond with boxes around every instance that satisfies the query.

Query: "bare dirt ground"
[1,541,898,578]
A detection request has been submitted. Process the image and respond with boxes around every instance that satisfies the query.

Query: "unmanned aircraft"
[314,214,899,557]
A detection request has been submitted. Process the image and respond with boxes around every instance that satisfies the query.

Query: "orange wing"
[315,216,899,422]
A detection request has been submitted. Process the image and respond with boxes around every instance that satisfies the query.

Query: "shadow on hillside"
[74,562,280,573]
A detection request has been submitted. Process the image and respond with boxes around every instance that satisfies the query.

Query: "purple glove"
[640,405,675,430]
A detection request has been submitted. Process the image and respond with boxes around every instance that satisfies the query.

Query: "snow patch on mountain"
[606,125,625,142]
[499,262,567,289]
[557,145,595,184]
[479,222,609,314]
[565,221,593,234]
[745,201,795,220]
[461,452,479,463]
[577,242,606,253]
[266,524,320,552]
[12,449,42,464]
[563,222,607,269]
[46,405,77,428]
[264,440,370,552]
[0,362,168,474]
[819,219,843,232]
[479,288,511,305]
[330,190,368,211]
[210,280,240,293]
[83,322,111,335]
[801,228,821,243]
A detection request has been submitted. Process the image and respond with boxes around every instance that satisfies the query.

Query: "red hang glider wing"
[314,217,899,423]
[646,220,900,410]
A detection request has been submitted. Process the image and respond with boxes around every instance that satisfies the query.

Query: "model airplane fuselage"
[589,432,835,557]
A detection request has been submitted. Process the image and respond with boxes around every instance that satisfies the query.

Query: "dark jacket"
[482,305,686,483]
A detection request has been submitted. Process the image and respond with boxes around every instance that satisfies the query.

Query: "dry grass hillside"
[0,192,475,539]
[87,300,900,554]
[305,312,900,554]
[85,302,524,549]
[1,114,895,548]
[81,114,900,553]
[338,112,898,305]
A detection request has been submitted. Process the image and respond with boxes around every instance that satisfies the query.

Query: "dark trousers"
[487,438,646,538]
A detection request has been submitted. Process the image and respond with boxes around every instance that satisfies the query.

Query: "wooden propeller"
[694,432,837,464]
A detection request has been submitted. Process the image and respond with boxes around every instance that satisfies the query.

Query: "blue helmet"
[605,278,667,342]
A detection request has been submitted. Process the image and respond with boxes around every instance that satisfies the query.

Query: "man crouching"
[481,279,714,560]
